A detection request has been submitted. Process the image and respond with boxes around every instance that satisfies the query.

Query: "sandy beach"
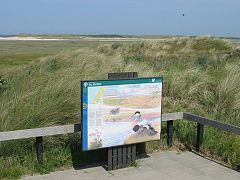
[0,36,164,42]
[0,36,70,41]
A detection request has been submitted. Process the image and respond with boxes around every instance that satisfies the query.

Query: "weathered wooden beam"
[1,112,238,143]
[167,120,174,147]
[183,113,240,135]
[117,147,122,166]
[0,113,183,142]
[112,147,118,168]
[131,144,136,162]
[0,123,81,142]
[196,123,204,152]
[107,148,113,171]
[162,112,183,122]
[36,136,44,163]
[122,146,127,166]
[127,145,132,166]
[108,72,138,79]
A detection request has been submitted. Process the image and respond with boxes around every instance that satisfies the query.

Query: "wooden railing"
[0,112,239,163]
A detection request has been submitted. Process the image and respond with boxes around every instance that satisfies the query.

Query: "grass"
[0,40,131,72]
[0,36,240,178]
[174,121,240,168]
[0,40,93,72]
[0,137,72,179]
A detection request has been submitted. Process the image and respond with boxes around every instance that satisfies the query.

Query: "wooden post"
[107,72,138,171]
[127,145,132,166]
[107,148,113,170]
[122,145,127,166]
[117,147,122,166]
[167,120,173,147]
[131,144,136,162]
[112,147,118,168]
[196,123,204,152]
[36,136,44,163]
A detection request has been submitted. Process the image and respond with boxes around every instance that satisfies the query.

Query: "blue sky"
[0,0,240,37]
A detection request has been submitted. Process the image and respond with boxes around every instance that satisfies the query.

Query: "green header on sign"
[82,77,162,88]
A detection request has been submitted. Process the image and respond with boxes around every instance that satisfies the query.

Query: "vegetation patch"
[0,37,240,178]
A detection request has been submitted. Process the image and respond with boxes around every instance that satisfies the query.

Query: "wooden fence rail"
[0,112,183,142]
[0,112,239,163]
[183,113,240,135]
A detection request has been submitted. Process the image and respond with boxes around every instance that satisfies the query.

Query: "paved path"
[22,150,240,180]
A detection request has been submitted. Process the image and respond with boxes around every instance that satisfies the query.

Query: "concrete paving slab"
[196,162,232,175]
[22,150,240,180]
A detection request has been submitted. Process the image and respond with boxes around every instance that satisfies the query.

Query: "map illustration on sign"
[81,77,163,151]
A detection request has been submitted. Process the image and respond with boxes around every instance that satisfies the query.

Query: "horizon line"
[0,33,240,39]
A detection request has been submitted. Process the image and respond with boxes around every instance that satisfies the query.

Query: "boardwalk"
[23,150,240,180]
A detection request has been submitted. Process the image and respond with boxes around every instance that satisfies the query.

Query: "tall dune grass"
[0,37,240,178]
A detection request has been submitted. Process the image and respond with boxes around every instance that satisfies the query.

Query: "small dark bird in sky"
[182,13,185,16]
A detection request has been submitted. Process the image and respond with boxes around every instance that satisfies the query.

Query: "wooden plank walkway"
[22,150,240,180]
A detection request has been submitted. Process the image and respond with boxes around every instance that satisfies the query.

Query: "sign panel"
[81,77,163,151]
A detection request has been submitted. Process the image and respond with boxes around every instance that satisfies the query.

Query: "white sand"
[0,36,164,42]
[0,37,69,41]
[0,36,139,41]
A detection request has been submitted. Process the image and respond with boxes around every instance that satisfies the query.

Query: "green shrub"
[0,76,7,93]
[111,42,122,50]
